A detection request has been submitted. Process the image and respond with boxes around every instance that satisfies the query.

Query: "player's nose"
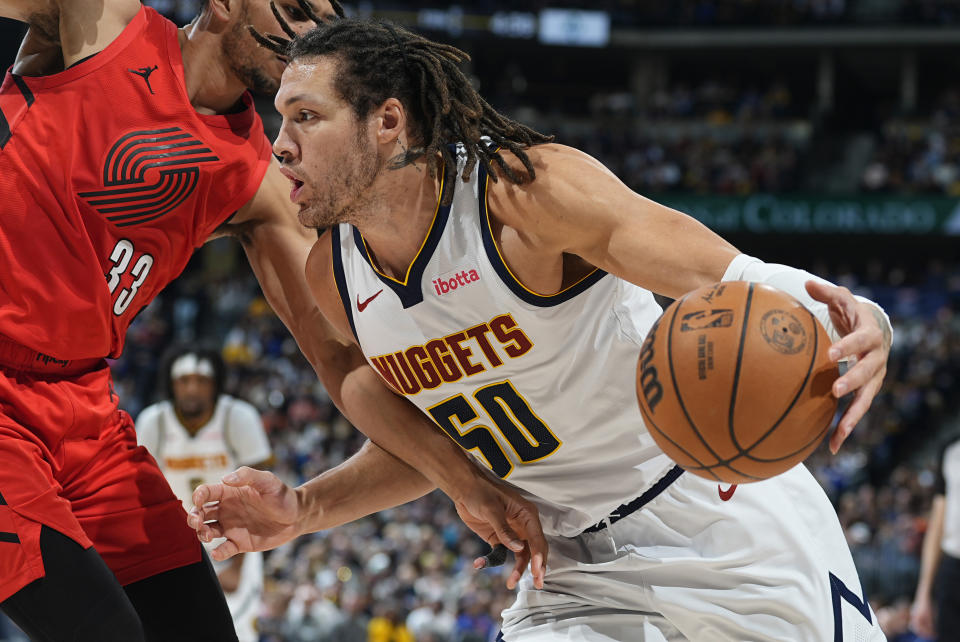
[272,123,299,163]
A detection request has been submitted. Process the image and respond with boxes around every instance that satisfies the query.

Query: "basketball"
[636,281,838,484]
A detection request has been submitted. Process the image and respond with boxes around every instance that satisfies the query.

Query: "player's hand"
[186,466,302,561]
[805,281,891,454]
[451,478,548,590]
[909,594,936,639]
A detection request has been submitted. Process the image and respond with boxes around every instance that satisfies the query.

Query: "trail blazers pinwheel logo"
[79,127,219,227]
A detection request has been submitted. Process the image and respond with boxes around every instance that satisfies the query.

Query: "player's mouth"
[290,178,305,201]
[280,168,306,202]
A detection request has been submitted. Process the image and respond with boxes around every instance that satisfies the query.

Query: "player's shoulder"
[492,143,606,180]
[221,395,259,416]
[484,142,611,245]
[136,400,170,424]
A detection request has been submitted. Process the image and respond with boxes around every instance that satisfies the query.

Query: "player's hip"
[500,465,882,641]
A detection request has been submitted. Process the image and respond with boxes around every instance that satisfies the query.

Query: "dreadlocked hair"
[247,0,344,55]
[286,19,554,205]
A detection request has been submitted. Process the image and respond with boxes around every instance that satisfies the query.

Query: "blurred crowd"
[137,0,960,28]
[93,246,960,641]
[523,80,806,195]
[862,89,960,195]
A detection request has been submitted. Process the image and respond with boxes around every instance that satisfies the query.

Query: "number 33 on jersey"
[105,240,154,316]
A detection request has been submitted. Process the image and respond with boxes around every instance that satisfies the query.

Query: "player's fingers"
[830,380,880,454]
[508,505,549,578]
[474,544,509,570]
[197,522,224,543]
[210,538,239,562]
[807,282,858,333]
[223,466,281,494]
[832,351,884,397]
[827,325,882,364]
[484,516,524,554]
[187,507,203,530]
[506,545,530,591]
[192,483,224,509]
[804,280,853,308]
[530,550,545,590]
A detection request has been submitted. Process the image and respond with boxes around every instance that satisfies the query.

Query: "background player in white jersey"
[190,18,893,641]
[137,348,270,642]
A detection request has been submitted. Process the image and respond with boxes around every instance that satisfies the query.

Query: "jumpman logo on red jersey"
[127,65,159,95]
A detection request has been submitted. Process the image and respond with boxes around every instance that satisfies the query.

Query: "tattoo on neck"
[387,141,423,173]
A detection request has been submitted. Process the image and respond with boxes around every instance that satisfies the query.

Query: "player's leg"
[499,526,686,641]
[635,465,885,641]
[124,549,239,642]
[60,369,237,640]
[935,553,960,639]
[0,384,144,642]
[1,526,145,642]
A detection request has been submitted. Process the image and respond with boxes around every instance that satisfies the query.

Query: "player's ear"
[204,0,236,27]
[375,98,406,145]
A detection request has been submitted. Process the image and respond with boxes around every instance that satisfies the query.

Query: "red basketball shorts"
[0,358,201,603]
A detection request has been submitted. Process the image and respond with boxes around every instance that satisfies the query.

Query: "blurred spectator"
[910,429,960,640]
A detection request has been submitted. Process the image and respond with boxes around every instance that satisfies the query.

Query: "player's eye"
[284,5,308,21]
[296,110,314,123]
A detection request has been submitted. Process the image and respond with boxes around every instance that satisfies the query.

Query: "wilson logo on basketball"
[433,269,480,296]
[637,318,664,412]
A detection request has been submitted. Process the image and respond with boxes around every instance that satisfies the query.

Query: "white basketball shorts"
[499,464,886,641]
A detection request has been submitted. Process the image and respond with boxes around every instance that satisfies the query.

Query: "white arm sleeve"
[226,399,272,466]
[135,403,161,454]
[721,254,892,345]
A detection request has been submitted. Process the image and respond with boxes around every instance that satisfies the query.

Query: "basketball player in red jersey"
[0,2,547,640]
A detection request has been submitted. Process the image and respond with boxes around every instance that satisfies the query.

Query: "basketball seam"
[734,306,835,463]
[727,282,755,455]
[666,293,756,481]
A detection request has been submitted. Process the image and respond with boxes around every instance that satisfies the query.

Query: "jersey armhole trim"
[331,225,360,344]
[477,164,608,307]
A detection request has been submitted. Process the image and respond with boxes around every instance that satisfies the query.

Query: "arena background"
[2,1,960,639]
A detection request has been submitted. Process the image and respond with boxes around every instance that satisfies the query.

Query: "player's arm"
[51,0,140,68]
[911,494,945,638]
[489,144,891,450]
[0,0,55,22]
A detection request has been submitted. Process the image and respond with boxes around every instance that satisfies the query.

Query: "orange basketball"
[636,281,838,484]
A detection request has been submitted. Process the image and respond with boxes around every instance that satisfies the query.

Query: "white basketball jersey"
[136,395,271,508]
[331,147,674,536]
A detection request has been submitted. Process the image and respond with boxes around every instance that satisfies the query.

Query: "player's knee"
[74,597,145,642]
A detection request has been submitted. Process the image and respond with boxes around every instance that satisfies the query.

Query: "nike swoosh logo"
[718,484,738,501]
[357,289,384,312]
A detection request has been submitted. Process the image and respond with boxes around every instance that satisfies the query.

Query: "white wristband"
[721,254,893,348]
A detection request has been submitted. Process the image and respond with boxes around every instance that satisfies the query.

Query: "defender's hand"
[187,467,301,561]
[805,281,891,454]
[453,479,548,590]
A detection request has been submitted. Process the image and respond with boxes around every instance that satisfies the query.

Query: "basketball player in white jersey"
[137,348,270,642]
[190,19,893,641]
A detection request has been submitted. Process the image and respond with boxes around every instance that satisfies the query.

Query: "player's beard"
[176,398,212,422]
[222,11,280,95]
[297,127,383,229]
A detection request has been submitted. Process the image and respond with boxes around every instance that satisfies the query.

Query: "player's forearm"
[294,439,436,533]
[915,496,946,598]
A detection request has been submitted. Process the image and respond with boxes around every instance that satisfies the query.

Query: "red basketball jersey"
[0,6,271,360]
